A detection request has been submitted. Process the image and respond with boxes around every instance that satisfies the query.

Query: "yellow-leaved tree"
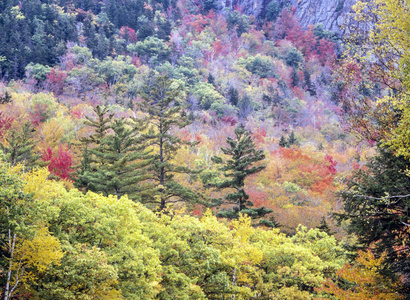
[348,0,410,154]
[0,161,62,300]
[315,250,403,300]
[2,157,347,299]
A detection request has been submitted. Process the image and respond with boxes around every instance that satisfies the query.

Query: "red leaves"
[42,145,73,181]
[0,112,14,139]
[324,154,337,176]
[71,108,84,119]
[277,148,337,193]
[221,116,238,126]
[212,40,228,56]
[46,68,67,95]
[247,189,269,207]
[184,13,210,33]
[29,103,48,126]
[316,39,336,66]
[180,129,194,141]
[252,127,267,144]
[119,26,138,43]
[274,10,336,64]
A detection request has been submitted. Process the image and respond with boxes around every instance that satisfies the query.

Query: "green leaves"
[210,124,271,218]
[0,162,348,299]
[336,146,410,284]
[34,188,162,299]
[137,75,203,210]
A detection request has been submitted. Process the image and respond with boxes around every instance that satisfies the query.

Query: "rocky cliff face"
[217,0,266,18]
[283,0,357,34]
[217,0,359,35]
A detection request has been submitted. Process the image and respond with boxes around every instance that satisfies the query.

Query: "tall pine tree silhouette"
[76,105,113,191]
[211,124,272,219]
[137,75,204,211]
[77,106,151,200]
[1,121,39,169]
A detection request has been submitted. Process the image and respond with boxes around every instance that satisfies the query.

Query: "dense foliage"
[0,0,409,298]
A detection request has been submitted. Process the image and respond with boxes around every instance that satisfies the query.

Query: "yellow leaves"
[0,157,350,299]
[10,6,25,20]
[377,94,410,159]
[352,1,370,22]
[353,0,410,89]
[316,250,403,300]
[18,226,63,274]
[36,118,65,151]
[278,286,312,300]
[6,226,63,295]
[22,168,66,200]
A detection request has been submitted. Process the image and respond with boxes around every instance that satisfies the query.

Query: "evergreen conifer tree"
[1,121,38,169]
[76,106,113,190]
[85,118,151,200]
[279,135,288,148]
[238,93,253,119]
[317,217,334,236]
[228,87,239,106]
[336,146,410,288]
[211,124,272,219]
[207,73,215,87]
[77,106,151,201]
[0,92,12,104]
[288,130,297,146]
[137,75,203,211]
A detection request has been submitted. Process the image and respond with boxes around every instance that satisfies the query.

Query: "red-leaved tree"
[42,145,73,181]
[46,68,67,95]
[0,112,14,139]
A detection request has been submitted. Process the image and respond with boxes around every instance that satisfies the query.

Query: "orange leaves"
[248,145,341,232]
[274,147,337,193]
[211,40,230,57]
[0,111,14,139]
[252,127,267,145]
[246,189,269,208]
[184,13,212,34]
[316,250,404,300]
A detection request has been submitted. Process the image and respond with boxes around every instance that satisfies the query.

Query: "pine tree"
[81,106,114,146]
[335,146,410,289]
[288,130,297,146]
[228,87,239,106]
[84,118,151,200]
[238,93,253,119]
[211,124,272,219]
[137,75,203,211]
[0,91,12,104]
[76,106,113,190]
[77,106,151,200]
[317,217,334,236]
[279,135,288,148]
[1,121,38,169]
[207,73,215,87]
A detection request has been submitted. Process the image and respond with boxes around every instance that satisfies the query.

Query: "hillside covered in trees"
[0,0,410,298]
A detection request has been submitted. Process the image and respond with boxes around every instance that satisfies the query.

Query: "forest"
[0,0,409,298]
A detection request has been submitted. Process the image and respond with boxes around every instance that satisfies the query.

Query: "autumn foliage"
[42,145,73,181]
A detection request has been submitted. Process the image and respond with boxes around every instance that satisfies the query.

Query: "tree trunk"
[159,117,165,211]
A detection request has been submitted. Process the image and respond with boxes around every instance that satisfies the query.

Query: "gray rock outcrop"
[282,0,357,34]
[216,0,360,35]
